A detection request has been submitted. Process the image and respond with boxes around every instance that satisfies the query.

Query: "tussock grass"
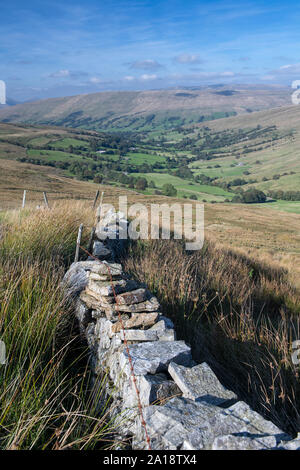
[0,202,120,450]
[123,238,300,435]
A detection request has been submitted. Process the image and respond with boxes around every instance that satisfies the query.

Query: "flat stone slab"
[79,291,103,310]
[116,288,149,306]
[182,401,288,450]
[133,397,221,450]
[103,296,160,314]
[134,397,288,450]
[119,329,159,342]
[67,260,122,276]
[111,312,159,333]
[150,316,176,341]
[211,434,277,450]
[168,361,237,405]
[87,278,139,297]
[85,287,115,305]
[119,340,192,376]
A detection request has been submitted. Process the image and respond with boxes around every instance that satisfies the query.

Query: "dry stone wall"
[62,210,300,450]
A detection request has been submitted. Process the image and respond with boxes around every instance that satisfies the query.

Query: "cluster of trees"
[232,188,266,204]
[173,166,193,179]
[162,183,177,197]
[17,157,70,170]
[267,190,300,201]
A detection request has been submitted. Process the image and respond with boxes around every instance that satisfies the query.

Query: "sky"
[1,0,300,102]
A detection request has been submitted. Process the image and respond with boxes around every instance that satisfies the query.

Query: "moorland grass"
[0,202,121,450]
[122,238,300,435]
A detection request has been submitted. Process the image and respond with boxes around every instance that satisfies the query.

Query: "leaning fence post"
[87,226,96,254]
[96,191,104,224]
[43,191,49,209]
[92,190,100,209]
[22,190,27,209]
[75,224,83,262]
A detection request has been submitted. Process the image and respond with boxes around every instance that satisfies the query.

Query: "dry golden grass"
[0,202,125,449]
[122,238,300,435]
[1,156,300,286]
[1,193,300,442]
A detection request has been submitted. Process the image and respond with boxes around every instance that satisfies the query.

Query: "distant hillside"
[0,85,291,132]
[187,103,300,193]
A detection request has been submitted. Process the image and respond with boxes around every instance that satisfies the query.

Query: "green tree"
[162,183,177,197]
[135,177,148,191]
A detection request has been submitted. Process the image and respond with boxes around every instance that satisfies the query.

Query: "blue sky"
[1,0,300,101]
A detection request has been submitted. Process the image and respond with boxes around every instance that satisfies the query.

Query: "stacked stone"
[62,210,299,450]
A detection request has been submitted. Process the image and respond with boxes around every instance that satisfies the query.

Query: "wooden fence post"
[96,191,104,224]
[43,191,49,209]
[74,224,83,262]
[92,190,100,209]
[22,190,27,209]
[87,227,96,254]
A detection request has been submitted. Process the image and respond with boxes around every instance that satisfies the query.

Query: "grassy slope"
[123,239,300,434]
[192,103,300,191]
[131,171,233,200]
[0,85,291,132]
[0,203,122,449]
[1,157,300,288]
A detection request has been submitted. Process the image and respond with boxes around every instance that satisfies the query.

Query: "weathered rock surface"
[133,397,221,450]
[116,288,149,306]
[102,297,160,315]
[119,329,159,342]
[278,433,300,450]
[168,361,237,405]
[87,278,138,297]
[111,312,159,333]
[119,341,192,376]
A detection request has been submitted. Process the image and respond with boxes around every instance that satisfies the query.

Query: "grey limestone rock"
[111,312,159,333]
[87,278,139,297]
[133,397,220,450]
[119,329,159,342]
[168,361,237,405]
[119,340,192,376]
[211,434,277,450]
[184,400,289,450]
[277,433,300,450]
[103,296,160,315]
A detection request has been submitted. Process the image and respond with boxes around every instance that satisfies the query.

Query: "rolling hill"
[188,102,300,192]
[0,84,291,132]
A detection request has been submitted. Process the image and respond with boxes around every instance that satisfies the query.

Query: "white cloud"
[89,77,101,84]
[48,69,89,80]
[140,74,158,80]
[267,63,300,82]
[128,59,163,70]
[124,75,135,81]
[174,53,203,64]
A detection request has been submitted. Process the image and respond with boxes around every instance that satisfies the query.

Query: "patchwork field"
[1,156,300,288]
